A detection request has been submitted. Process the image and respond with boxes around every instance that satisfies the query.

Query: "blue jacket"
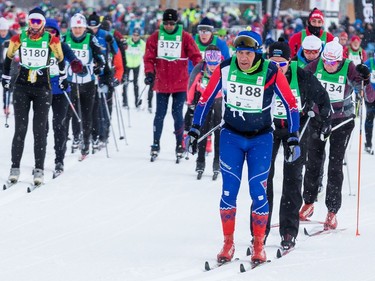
[45,18,77,95]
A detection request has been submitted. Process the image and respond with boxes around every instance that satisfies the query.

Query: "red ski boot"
[324,212,338,230]
[251,236,266,263]
[217,234,235,263]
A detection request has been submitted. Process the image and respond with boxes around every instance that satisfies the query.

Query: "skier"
[299,38,375,230]
[343,35,367,66]
[3,7,67,185]
[44,17,83,175]
[293,34,323,68]
[186,30,300,265]
[186,45,223,179]
[143,8,201,162]
[364,54,375,154]
[122,27,145,109]
[266,38,331,250]
[288,8,334,57]
[87,12,124,149]
[64,13,105,158]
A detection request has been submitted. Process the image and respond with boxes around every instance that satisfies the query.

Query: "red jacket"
[289,28,335,57]
[144,28,202,93]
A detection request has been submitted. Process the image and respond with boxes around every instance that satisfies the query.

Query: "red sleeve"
[183,31,202,66]
[289,32,302,58]
[343,47,349,59]
[326,32,335,43]
[362,49,367,62]
[113,51,124,81]
[187,73,202,104]
[143,32,158,74]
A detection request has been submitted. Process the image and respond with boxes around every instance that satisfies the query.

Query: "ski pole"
[136,85,148,107]
[63,90,81,123]
[114,85,128,143]
[356,81,364,236]
[344,153,354,196]
[331,117,355,132]
[300,111,315,139]
[99,86,119,153]
[75,75,84,148]
[198,123,221,143]
[4,89,10,128]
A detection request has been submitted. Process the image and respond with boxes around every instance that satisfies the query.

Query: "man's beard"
[308,24,322,37]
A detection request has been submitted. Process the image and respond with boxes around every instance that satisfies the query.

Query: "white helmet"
[302,35,322,51]
[70,13,87,28]
[322,37,343,61]
[0,17,9,30]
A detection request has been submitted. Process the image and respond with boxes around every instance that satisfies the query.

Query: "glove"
[1,74,11,89]
[112,78,120,87]
[93,64,103,75]
[59,71,69,90]
[320,118,332,141]
[71,58,83,74]
[185,125,200,155]
[356,63,370,85]
[144,72,154,85]
[285,134,301,163]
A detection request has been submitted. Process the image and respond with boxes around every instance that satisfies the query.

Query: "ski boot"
[212,160,220,181]
[71,138,80,154]
[299,203,314,221]
[217,234,235,264]
[150,144,160,162]
[251,236,266,264]
[175,145,185,164]
[79,148,89,162]
[53,162,64,179]
[33,168,44,186]
[323,212,338,230]
[92,138,100,154]
[8,168,20,183]
[196,161,205,180]
[280,234,296,251]
[365,144,374,155]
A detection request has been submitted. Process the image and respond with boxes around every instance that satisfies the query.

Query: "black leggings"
[11,85,52,170]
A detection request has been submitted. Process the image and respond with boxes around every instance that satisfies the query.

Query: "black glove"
[356,63,370,85]
[93,64,103,75]
[59,71,69,90]
[285,133,301,163]
[144,72,154,85]
[185,125,200,155]
[1,74,11,89]
[318,118,331,141]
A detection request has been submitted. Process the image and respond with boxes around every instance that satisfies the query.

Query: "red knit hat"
[309,8,324,22]
[351,35,361,42]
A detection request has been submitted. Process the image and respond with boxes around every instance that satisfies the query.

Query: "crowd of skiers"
[1,4,375,268]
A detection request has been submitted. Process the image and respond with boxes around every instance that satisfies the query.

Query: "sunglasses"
[29,18,43,25]
[323,59,339,66]
[304,49,319,55]
[198,26,213,34]
[234,35,259,50]
[163,21,176,26]
[270,60,288,67]
[46,28,57,35]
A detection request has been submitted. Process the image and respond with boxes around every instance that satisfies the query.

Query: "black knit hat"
[268,38,291,60]
[163,9,178,22]
[28,7,46,22]
[88,12,100,27]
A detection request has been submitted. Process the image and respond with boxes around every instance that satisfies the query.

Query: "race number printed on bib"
[227,81,264,112]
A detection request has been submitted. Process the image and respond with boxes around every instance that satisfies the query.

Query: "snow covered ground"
[0,82,374,281]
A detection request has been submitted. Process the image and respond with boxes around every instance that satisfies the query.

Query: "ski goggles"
[234,35,260,51]
[270,60,288,68]
[46,28,57,35]
[303,49,320,55]
[198,25,213,34]
[323,59,339,66]
[205,50,222,65]
[29,18,43,25]
[163,21,176,26]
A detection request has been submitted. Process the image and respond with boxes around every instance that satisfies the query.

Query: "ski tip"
[204,261,211,271]
[276,249,282,258]
[239,263,246,273]
[246,247,251,256]
[303,227,309,236]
